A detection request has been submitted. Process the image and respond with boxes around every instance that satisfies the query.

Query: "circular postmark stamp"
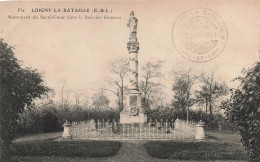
[172,8,228,62]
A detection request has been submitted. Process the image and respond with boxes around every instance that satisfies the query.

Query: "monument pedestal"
[195,121,206,140]
[120,89,147,124]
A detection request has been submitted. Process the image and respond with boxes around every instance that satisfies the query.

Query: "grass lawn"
[9,138,121,160]
[143,131,247,161]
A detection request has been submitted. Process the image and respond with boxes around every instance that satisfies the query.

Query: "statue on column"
[127,11,138,42]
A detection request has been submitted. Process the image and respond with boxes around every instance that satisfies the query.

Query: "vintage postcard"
[0,0,259,161]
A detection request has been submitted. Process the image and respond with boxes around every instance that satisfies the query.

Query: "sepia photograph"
[0,0,259,161]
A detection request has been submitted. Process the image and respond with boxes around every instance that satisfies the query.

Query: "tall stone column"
[128,42,139,90]
[120,11,147,124]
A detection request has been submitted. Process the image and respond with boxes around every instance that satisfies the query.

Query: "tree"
[57,78,71,109]
[195,69,228,115]
[172,67,198,122]
[195,85,210,113]
[82,92,90,108]
[72,88,84,108]
[172,77,190,112]
[106,58,129,111]
[91,91,110,110]
[139,61,163,110]
[0,39,50,159]
[149,85,167,110]
[221,62,260,162]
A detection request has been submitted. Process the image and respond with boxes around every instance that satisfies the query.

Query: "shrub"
[16,104,121,134]
[41,109,60,132]
[221,62,260,161]
[0,39,50,159]
[17,109,41,135]
[17,107,62,135]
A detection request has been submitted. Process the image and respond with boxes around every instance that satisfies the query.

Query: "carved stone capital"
[127,41,139,53]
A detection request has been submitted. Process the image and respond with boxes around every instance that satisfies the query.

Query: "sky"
[0,0,259,106]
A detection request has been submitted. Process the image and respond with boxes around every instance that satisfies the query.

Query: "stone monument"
[120,11,147,124]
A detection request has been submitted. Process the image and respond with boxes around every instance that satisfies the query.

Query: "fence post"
[135,127,138,139]
[166,120,168,139]
[161,123,163,136]
[149,120,151,139]
[174,118,180,130]
[126,126,129,139]
[81,122,84,138]
[112,119,115,132]
[152,126,155,139]
[131,123,134,139]
[140,123,142,139]
[156,119,158,139]
[62,120,72,139]
[123,123,125,139]
[144,127,147,138]
[77,122,79,138]
[195,120,206,140]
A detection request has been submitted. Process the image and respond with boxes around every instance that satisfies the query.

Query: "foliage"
[17,109,42,135]
[149,86,167,109]
[106,58,129,111]
[139,61,163,110]
[16,103,120,134]
[17,105,61,135]
[0,39,50,159]
[172,77,194,112]
[172,67,198,121]
[202,113,222,130]
[59,106,120,123]
[220,119,239,132]
[147,107,198,122]
[91,91,110,110]
[41,108,60,132]
[16,102,236,135]
[195,70,228,115]
[221,62,260,161]
[146,107,237,131]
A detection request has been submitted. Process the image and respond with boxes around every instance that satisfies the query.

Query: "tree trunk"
[186,106,189,123]
[0,126,2,160]
[209,103,212,115]
[0,131,10,160]
[209,96,212,115]
[186,93,189,123]
[205,98,208,114]
[117,95,121,111]
[143,78,148,105]
[121,78,124,112]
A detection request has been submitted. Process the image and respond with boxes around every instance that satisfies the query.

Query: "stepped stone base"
[120,113,147,124]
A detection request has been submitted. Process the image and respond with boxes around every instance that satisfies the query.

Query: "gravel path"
[106,141,154,162]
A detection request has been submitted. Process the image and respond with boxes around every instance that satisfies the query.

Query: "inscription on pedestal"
[130,96,137,106]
